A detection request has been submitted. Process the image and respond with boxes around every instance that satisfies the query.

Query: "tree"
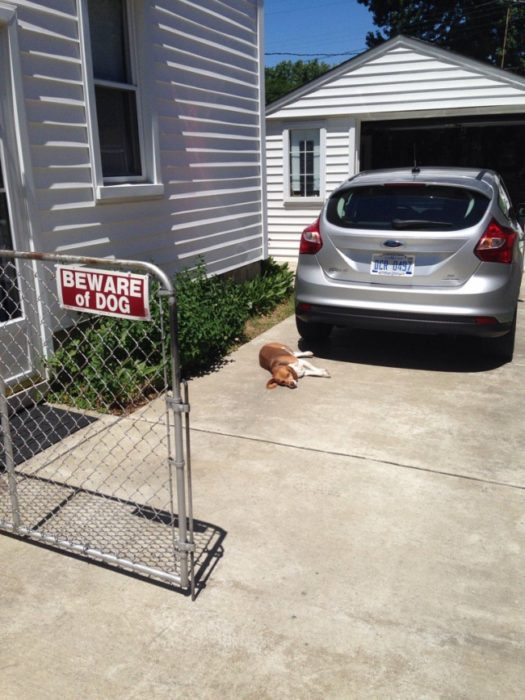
[357,0,525,74]
[265,59,332,105]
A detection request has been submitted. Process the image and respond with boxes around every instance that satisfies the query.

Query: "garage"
[267,35,525,261]
[361,114,525,205]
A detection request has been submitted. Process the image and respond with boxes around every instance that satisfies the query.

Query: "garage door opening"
[361,115,525,205]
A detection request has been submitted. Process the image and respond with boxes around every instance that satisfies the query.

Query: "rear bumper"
[295,255,522,337]
[296,303,513,337]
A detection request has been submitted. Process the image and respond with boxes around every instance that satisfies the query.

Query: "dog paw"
[321,369,331,378]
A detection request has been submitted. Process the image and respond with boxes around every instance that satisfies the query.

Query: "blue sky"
[264,0,376,68]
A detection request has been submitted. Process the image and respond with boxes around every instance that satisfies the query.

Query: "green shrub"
[46,303,166,412]
[175,261,250,376]
[241,258,294,316]
[46,258,293,412]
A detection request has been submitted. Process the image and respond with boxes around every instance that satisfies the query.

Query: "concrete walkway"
[1,314,525,699]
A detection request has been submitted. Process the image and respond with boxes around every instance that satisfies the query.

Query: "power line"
[265,49,365,58]
[265,0,357,16]
[264,2,525,65]
[361,0,520,37]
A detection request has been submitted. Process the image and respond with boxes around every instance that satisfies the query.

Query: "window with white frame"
[87,0,143,181]
[289,128,320,197]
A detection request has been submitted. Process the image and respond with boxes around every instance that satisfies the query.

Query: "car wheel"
[296,316,333,342]
[487,311,517,362]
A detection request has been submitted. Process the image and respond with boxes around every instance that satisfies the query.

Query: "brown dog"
[259,342,330,389]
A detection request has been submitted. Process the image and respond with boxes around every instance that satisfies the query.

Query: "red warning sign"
[57,266,150,321]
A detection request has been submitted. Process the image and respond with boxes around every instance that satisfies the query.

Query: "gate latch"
[166,397,190,414]
[175,540,196,554]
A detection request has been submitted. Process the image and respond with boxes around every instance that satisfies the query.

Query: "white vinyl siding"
[8,0,264,280]
[155,0,264,273]
[17,1,93,218]
[268,45,525,120]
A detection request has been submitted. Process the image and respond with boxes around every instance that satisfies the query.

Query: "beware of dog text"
[57,266,150,320]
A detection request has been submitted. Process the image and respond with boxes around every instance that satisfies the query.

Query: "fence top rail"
[0,249,173,295]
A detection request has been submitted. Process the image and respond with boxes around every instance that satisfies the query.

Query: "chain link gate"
[0,250,198,596]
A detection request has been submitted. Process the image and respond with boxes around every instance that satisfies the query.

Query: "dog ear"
[266,377,278,389]
[288,366,299,381]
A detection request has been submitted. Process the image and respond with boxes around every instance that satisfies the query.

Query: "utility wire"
[265,49,365,58]
[265,3,525,62]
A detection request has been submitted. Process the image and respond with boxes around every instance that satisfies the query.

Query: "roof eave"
[265,34,525,118]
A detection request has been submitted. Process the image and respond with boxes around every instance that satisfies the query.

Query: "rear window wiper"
[391,218,454,230]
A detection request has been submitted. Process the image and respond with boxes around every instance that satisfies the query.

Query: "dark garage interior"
[361,114,525,206]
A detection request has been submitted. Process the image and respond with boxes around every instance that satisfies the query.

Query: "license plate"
[371,254,415,277]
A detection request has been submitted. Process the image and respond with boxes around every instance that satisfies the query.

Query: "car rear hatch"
[320,182,492,287]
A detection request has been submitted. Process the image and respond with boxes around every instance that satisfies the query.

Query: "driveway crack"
[190,426,525,492]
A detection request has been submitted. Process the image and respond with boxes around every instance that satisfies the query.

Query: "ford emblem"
[383,240,403,248]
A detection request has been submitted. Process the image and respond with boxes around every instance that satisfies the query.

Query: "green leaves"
[357,0,525,75]
[265,59,332,104]
[175,261,248,375]
[242,257,294,316]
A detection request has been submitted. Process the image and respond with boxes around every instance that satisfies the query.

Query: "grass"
[241,294,295,343]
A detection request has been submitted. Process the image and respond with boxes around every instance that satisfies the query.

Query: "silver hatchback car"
[295,167,524,361]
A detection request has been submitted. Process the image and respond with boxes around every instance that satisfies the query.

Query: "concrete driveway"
[2,308,525,698]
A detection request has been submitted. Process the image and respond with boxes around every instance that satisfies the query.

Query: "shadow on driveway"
[300,328,503,373]
[0,404,97,470]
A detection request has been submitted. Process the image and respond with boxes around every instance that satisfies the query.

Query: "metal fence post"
[0,375,21,531]
[165,289,194,590]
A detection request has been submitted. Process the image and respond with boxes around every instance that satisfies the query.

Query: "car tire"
[296,316,333,342]
[487,310,517,362]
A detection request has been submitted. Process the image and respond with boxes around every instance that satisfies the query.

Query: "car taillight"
[299,218,323,255]
[475,220,516,264]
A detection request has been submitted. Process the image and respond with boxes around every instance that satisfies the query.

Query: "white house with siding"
[266,35,525,262]
[0,0,265,387]
[0,0,265,277]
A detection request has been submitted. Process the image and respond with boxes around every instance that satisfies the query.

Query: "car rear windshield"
[326,184,490,231]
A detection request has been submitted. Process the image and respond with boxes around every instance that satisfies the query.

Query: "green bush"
[242,257,294,316]
[175,261,250,376]
[46,258,294,412]
[46,306,166,412]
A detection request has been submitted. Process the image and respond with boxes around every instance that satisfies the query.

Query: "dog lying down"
[259,342,331,389]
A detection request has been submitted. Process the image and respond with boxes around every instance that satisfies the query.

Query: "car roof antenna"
[412,145,420,174]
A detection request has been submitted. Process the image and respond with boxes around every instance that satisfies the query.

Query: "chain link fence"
[0,250,218,597]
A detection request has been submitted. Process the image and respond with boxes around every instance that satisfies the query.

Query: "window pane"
[289,129,320,197]
[88,0,129,83]
[95,86,142,177]
[0,188,21,322]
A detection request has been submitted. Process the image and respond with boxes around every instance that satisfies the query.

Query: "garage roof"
[266,35,525,120]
